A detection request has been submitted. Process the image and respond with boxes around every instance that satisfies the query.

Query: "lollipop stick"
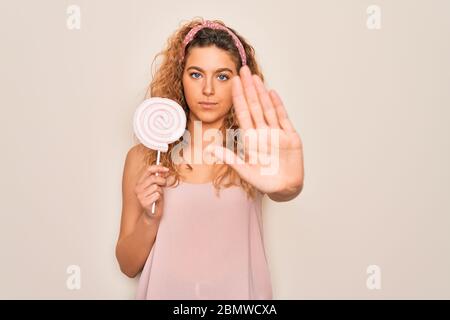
[151,150,161,214]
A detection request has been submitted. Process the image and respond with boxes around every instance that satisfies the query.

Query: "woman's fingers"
[239,65,267,129]
[137,165,169,185]
[141,174,167,189]
[142,192,161,212]
[252,74,279,129]
[143,184,163,198]
[232,75,254,131]
[269,90,295,133]
[141,183,164,208]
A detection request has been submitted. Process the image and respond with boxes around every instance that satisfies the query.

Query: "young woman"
[115,18,304,299]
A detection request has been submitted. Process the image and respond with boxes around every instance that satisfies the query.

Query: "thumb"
[207,145,255,181]
[211,146,238,165]
[206,145,239,165]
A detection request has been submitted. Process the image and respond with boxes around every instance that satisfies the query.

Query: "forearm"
[115,213,160,278]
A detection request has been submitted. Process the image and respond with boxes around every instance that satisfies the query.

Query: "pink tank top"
[135,180,273,299]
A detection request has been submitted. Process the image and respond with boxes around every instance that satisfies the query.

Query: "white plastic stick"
[151,150,161,214]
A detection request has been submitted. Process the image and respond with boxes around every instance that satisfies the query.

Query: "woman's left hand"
[207,65,304,197]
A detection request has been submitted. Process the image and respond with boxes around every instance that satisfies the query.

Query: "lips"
[199,102,218,109]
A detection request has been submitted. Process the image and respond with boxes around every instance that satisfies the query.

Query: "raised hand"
[207,65,304,198]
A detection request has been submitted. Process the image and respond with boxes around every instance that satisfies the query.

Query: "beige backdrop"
[1,0,449,299]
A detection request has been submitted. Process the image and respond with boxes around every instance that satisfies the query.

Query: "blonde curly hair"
[134,17,265,200]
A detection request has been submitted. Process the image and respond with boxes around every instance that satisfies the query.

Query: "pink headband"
[180,20,247,66]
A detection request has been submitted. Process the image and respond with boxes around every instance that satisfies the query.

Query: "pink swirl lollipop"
[133,97,186,214]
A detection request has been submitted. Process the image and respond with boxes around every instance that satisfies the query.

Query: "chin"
[198,115,221,124]
[193,108,218,119]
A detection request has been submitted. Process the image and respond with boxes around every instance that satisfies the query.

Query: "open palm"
[208,65,304,195]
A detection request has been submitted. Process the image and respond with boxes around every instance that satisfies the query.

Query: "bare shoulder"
[124,144,148,175]
[126,143,147,161]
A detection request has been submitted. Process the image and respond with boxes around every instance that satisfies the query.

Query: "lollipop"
[133,97,186,214]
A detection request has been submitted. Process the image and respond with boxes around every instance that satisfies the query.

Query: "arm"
[115,145,161,278]
[267,183,303,202]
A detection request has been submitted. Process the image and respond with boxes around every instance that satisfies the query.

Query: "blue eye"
[190,72,201,79]
[218,74,229,81]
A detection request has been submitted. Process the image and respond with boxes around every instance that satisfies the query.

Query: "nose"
[202,76,215,96]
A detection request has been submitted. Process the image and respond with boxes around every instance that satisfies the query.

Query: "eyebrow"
[186,66,234,74]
